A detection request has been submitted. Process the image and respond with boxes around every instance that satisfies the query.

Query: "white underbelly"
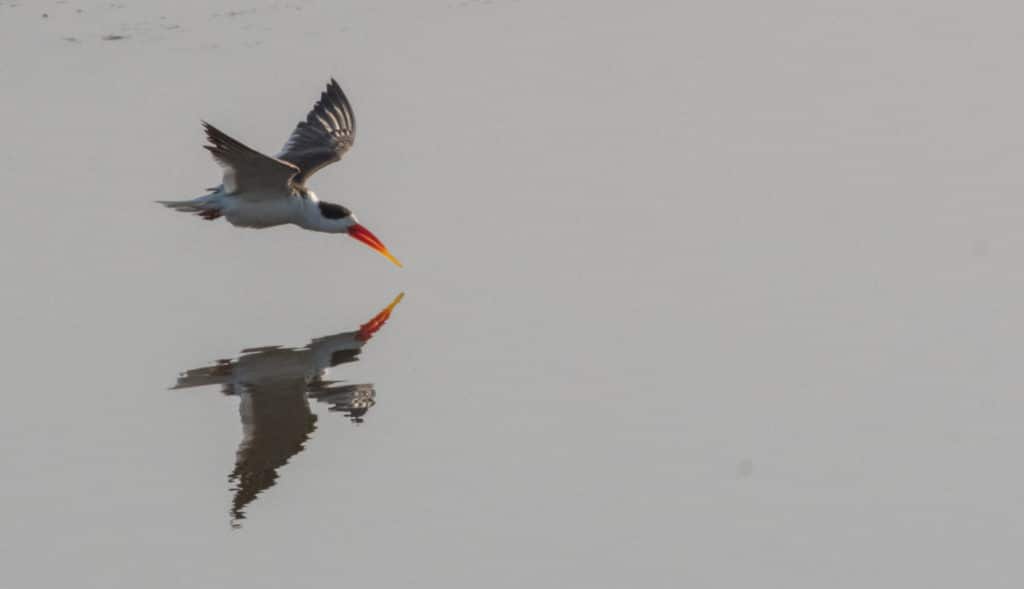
[223,197,300,228]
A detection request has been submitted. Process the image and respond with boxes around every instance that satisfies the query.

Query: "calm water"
[3,1,1024,587]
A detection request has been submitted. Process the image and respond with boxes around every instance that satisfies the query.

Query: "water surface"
[2,1,1024,587]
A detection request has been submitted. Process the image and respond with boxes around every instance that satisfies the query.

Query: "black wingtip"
[202,121,234,147]
[201,120,219,140]
[326,78,346,102]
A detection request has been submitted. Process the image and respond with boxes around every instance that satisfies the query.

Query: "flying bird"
[159,78,401,267]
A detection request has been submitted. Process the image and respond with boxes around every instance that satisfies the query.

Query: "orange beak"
[348,223,402,267]
[357,292,405,341]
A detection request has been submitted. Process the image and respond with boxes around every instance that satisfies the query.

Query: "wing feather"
[203,122,299,194]
[276,78,356,185]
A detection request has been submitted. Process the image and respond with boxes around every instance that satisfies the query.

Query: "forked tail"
[157,195,222,220]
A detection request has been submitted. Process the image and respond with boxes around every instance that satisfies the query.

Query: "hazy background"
[3,0,1024,586]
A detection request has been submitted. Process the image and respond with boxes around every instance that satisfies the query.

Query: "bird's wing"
[276,78,356,186]
[308,382,376,419]
[203,122,299,196]
[230,380,317,526]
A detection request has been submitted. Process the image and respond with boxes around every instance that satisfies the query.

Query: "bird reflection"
[171,293,403,528]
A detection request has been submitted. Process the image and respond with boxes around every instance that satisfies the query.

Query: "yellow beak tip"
[387,292,405,311]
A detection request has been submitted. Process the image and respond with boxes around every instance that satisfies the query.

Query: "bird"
[158,78,402,267]
[170,293,404,527]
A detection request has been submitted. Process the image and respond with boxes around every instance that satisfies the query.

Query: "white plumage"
[159,78,402,266]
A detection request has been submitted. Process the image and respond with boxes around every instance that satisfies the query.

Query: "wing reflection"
[171,293,403,528]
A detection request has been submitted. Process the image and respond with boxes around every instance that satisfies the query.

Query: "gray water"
[3,1,1024,586]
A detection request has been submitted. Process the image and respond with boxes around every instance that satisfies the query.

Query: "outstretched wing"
[276,78,356,186]
[203,122,299,195]
[229,380,317,527]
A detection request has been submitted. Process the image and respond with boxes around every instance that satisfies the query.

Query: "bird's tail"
[170,362,233,389]
[157,193,222,220]
[157,196,207,212]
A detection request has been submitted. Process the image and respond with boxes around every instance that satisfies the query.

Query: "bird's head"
[318,202,402,267]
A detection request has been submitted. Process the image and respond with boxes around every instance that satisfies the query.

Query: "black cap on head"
[318,202,352,219]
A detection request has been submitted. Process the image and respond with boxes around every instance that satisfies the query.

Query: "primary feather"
[277,78,357,186]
